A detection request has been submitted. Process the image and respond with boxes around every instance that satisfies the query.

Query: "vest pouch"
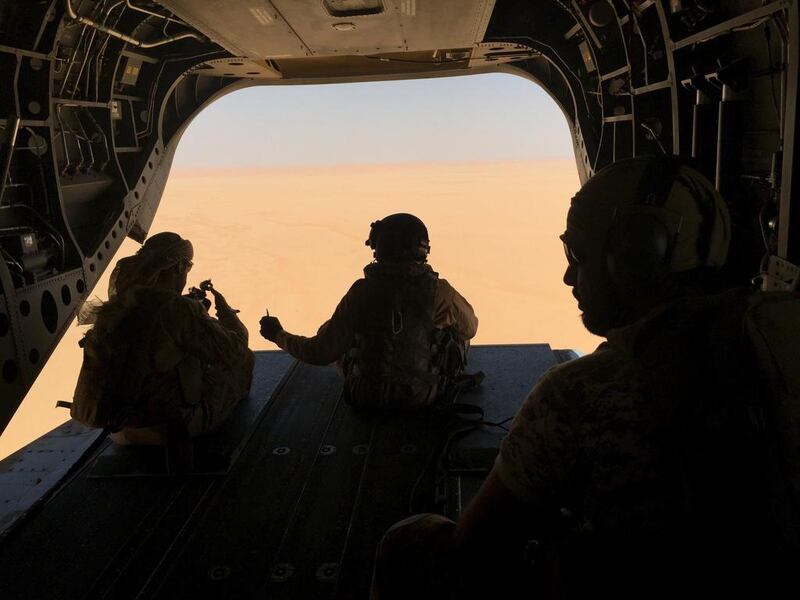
[177,355,204,407]
[432,327,468,379]
[71,328,124,428]
[71,349,113,428]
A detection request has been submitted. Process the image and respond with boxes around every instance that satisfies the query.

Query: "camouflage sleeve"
[160,296,250,368]
[214,301,249,345]
[434,279,478,339]
[494,370,578,506]
[273,284,358,366]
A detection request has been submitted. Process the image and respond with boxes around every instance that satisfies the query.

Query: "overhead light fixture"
[324,1,384,17]
[332,22,357,31]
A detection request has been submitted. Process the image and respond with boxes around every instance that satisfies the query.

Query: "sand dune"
[0,159,598,459]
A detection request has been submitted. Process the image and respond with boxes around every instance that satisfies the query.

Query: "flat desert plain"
[0,159,599,459]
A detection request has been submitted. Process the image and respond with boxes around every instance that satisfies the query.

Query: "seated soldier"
[71,232,254,443]
[372,157,797,599]
[259,213,478,409]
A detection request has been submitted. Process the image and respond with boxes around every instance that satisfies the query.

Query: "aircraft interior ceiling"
[0,0,798,435]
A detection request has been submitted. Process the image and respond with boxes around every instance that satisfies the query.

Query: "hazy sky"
[173,72,574,167]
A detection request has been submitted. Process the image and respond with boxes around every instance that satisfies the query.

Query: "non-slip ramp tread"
[149,361,346,599]
[443,344,561,520]
[335,344,560,598]
[335,413,444,600]
[151,345,560,599]
[0,345,568,600]
[263,401,377,599]
[0,420,105,536]
[448,344,558,470]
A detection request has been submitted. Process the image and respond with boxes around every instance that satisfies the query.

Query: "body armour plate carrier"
[344,263,448,409]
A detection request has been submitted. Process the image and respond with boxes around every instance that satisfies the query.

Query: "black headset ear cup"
[606,212,673,284]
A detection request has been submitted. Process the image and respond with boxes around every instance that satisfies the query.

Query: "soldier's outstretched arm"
[207,285,249,344]
[266,284,359,365]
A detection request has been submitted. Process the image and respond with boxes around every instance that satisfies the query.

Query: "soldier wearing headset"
[372,157,795,599]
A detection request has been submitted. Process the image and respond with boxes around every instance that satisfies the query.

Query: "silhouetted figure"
[372,157,800,599]
[260,213,478,408]
[71,232,254,443]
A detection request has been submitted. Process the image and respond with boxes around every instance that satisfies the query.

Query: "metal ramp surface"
[0,345,567,599]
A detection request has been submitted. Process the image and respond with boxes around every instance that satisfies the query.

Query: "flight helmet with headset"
[366,213,431,262]
[567,155,731,285]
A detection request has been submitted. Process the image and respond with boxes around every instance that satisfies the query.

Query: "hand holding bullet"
[260,309,283,341]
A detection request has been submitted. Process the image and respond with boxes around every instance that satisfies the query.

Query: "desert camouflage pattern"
[73,287,254,438]
[495,290,762,530]
[72,232,254,438]
[495,336,682,534]
[275,262,478,366]
[374,290,792,599]
[494,288,794,597]
[274,262,477,407]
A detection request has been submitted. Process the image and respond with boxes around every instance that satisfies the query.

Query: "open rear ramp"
[0,345,572,599]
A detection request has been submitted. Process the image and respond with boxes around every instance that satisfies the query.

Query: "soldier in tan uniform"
[71,232,254,441]
[260,213,477,408]
[372,158,796,599]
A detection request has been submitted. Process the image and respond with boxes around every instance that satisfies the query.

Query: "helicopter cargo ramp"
[0,345,573,599]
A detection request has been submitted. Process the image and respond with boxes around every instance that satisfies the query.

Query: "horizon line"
[171,155,577,174]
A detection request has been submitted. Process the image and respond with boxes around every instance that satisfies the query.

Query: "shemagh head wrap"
[109,232,194,298]
[78,232,193,325]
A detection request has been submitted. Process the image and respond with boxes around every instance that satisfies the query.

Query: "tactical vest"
[343,262,446,409]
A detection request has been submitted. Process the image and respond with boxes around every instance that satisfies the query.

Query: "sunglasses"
[560,234,582,266]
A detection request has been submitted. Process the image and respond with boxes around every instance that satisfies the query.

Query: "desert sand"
[0,159,598,459]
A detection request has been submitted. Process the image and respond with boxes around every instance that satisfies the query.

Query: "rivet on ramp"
[352,444,369,455]
[272,446,291,456]
[208,565,231,581]
[270,563,294,582]
[316,562,339,583]
[320,444,337,456]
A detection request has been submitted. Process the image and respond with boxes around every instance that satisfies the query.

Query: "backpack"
[345,267,464,408]
[71,297,158,429]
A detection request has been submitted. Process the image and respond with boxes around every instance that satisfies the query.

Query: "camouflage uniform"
[73,286,253,438]
[275,263,477,363]
[274,262,477,407]
[72,233,254,439]
[375,289,789,599]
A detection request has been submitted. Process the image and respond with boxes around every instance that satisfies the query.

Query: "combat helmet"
[366,213,430,261]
